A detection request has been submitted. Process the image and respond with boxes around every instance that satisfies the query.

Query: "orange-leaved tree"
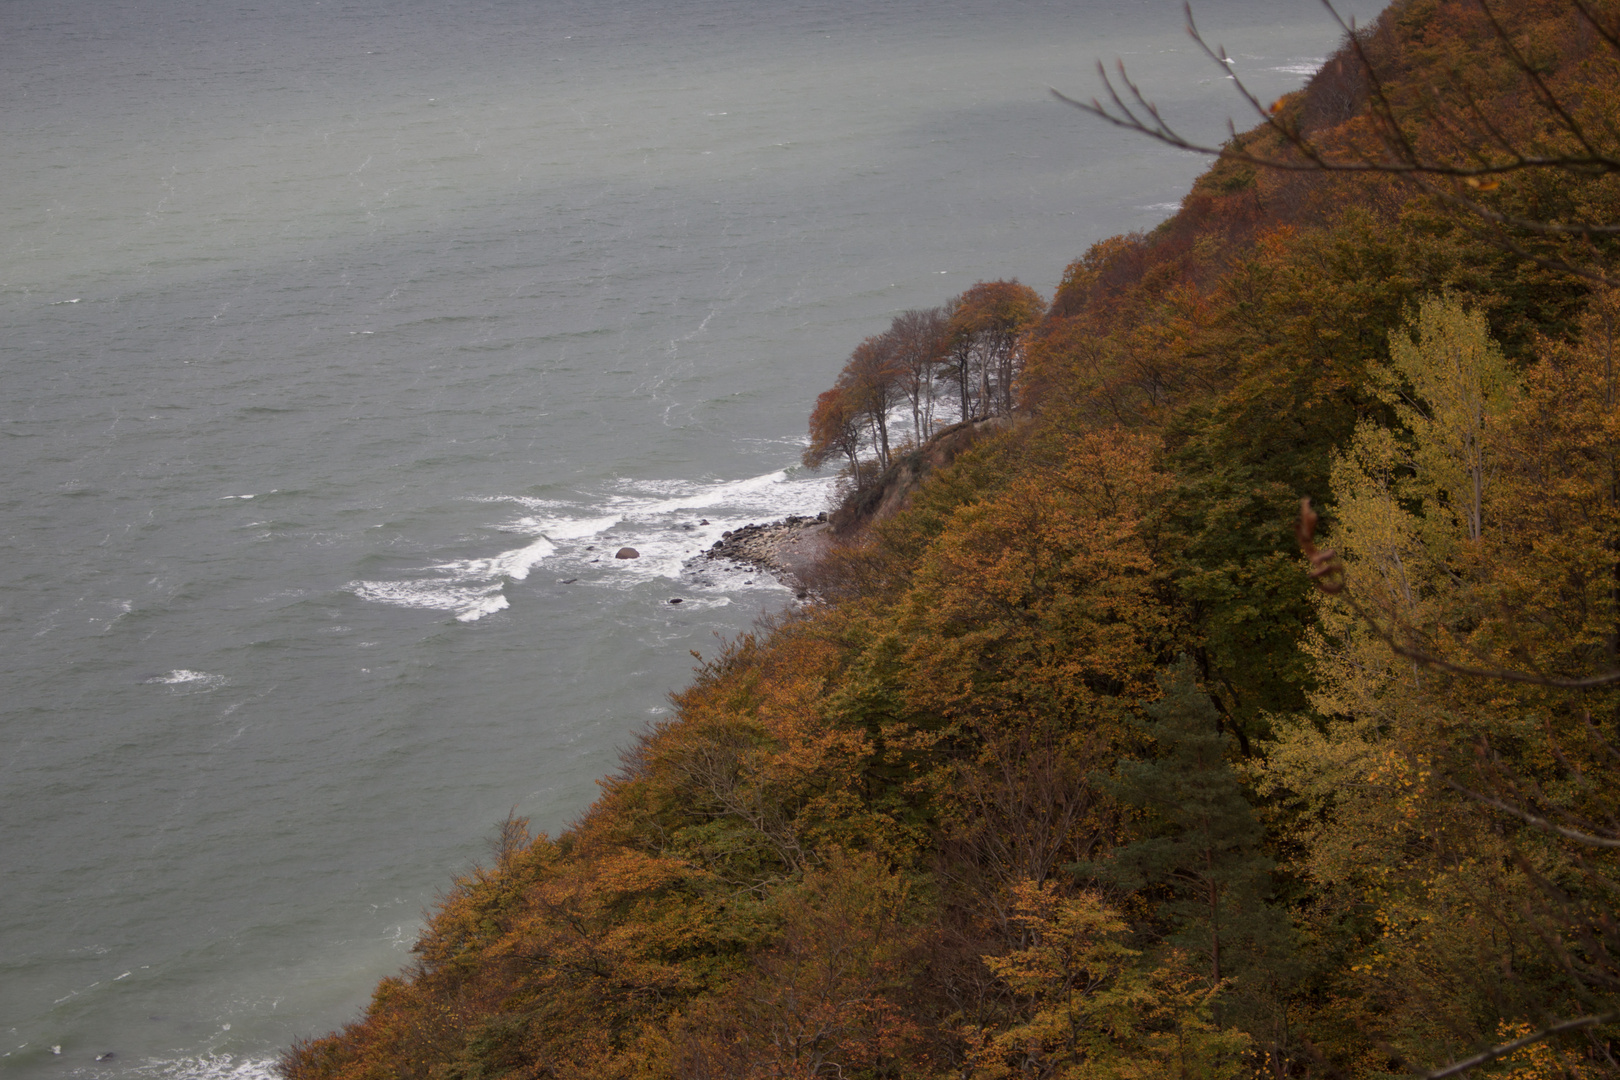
[803,385,867,487]
[843,334,907,471]
[945,280,1046,421]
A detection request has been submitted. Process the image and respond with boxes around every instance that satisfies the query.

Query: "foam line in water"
[513,515,621,541]
[127,1054,279,1080]
[558,471,836,584]
[350,533,562,621]
[141,670,229,692]
[348,579,510,622]
[349,469,835,619]
[1273,57,1325,74]
[624,469,795,515]
[434,535,556,582]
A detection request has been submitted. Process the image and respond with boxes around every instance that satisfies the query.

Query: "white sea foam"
[349,470,835,619]
[436,535,556,583]
[1274,57,1326,75]
[529,514,621,540]
[348,535,558,621]
[348,579,510,622]
[142,670,228,692]
[127,1054,278,1080]
[598,470,832,555]
[661,595,733,610]
[620,469,798,515]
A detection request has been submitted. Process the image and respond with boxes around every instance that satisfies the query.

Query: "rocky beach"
[691,514,831,596]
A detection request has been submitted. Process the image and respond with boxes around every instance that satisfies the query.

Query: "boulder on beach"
[615,547,639,559]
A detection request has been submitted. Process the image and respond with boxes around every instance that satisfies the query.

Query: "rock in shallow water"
[615,547,639,559]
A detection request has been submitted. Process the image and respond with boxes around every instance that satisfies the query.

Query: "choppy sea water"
[0,0,1381,1076]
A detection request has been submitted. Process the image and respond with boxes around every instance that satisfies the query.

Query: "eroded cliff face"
[829,416,1015,535]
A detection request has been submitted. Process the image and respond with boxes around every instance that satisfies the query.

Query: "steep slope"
[283,1,1620,1077]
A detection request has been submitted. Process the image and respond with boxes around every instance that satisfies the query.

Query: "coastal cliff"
[283,2,1620,1077]
[826,417,1015,535]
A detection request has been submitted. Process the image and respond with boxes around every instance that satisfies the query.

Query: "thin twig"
[1444,778,1620,849]
[1422,1011,1619,1079]
[1054,0,1620,180]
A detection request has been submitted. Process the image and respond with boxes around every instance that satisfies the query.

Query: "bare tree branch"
[1443,778,1620,849]
[1053,0,1620,179]
[1421,1011,1619,1079]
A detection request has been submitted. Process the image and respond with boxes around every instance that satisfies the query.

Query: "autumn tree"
[1063,0,1620,281]
[972,879,1254,1080]
[1383,296,1519,545]
[886,306,951,443]
[672,852,926,1079]
[945,280,1046,420]
[804,330,911,487]
[803,385,867,488]
[843,333,907,471]
[1315,295,1520,650]
[1277,295,1620,1076]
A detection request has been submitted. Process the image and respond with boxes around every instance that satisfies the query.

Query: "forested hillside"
[282,0,1620,1076]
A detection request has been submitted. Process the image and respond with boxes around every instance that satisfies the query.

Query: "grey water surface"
[1,0,1379,1076]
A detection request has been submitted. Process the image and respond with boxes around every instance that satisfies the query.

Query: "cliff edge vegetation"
[283,1,1620,1077]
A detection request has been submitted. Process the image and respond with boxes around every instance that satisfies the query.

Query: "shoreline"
[690,514,832,596]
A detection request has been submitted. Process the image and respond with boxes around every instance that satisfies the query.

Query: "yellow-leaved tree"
[1267,294,1620,1076]
[968,878,1251,1080]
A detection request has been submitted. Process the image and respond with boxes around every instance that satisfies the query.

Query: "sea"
[0,0,1381,1076]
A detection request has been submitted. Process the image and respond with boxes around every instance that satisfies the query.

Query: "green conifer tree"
[1097,659,1293,1001]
